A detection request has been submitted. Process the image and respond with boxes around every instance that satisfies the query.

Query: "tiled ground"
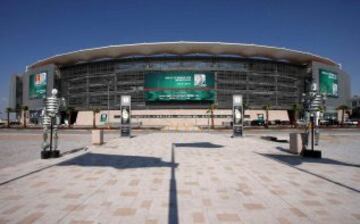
[0,130,119,169]
[0,132,359,224]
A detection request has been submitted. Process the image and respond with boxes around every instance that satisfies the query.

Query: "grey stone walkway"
[0,132,359,224]
[0,130,119,169]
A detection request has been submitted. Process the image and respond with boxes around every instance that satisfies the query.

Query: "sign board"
[29,72,47,99]
[100,113,107,122]
[120,95,131,137]
[144,72,215,101]
[319,69,338,97]
[233,95,243,137]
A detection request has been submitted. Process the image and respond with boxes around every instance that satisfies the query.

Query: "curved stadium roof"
[28,42,338,68]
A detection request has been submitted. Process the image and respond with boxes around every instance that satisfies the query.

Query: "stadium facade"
[8,42,351,128]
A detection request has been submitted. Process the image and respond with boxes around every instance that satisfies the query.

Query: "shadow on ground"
[58,150,180,224]
[57,141,220,224]
[257,152,360,193]
[174,142,223,148]
[260,152,360,168]
[275,146,298,154]
[261,136,289,143]
[57,152,177,169]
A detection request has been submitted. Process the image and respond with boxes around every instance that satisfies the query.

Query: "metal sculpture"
[301,83,326,158]
[41,89,66,159]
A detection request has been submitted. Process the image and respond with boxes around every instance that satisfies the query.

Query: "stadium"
[9,42,351,129]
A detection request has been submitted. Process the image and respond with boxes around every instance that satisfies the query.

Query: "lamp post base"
[41,151,51,159]
[301,149,322,158]
[50,150,60,158]
[41,150,60,159]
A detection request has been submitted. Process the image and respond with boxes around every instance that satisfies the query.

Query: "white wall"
[75,109,289,128]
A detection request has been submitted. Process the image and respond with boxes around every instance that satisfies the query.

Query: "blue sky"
[0,0,359,117]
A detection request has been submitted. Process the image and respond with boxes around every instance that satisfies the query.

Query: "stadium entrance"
[139,71,220,131]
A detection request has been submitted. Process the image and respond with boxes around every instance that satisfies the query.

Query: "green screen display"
[144,72,215,101]
[29,72,47,99]
[319,69,338,97]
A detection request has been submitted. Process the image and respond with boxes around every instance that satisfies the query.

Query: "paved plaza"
[0,131,360,223]
[0,130,118,169]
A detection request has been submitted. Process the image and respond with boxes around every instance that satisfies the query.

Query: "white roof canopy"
[28,42,338,68]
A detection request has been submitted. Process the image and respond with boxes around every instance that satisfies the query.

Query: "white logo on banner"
[35,72,47,86]
[194,74,206,87]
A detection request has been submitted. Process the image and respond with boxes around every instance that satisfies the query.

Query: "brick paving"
[0,130,119,169]
[0,132,359,223]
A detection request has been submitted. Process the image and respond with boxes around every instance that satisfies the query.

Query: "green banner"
[144,72,215,101]
[29,72,47,99]
[319,69,338,97]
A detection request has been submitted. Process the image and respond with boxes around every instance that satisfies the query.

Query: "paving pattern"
[0,132,360,224]
[0,130,118,169]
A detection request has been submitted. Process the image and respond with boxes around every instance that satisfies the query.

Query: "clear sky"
[0,0,359,117]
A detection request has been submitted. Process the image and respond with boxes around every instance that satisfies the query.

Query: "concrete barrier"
[92,129,104,145]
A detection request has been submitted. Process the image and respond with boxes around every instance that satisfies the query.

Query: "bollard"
[289,133,302,154]
[92,129,104,145]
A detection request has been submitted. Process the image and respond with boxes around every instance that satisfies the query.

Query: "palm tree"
[66,106,75,127]
[242,102,249,126]
[337,104,349,126]
[207,103,217,129]
[22,106,29,128]
[6,107,12,128]
[292,103,301,128]
[92,108,101,129]
[243,102,249,115]
[262,104,271,128]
